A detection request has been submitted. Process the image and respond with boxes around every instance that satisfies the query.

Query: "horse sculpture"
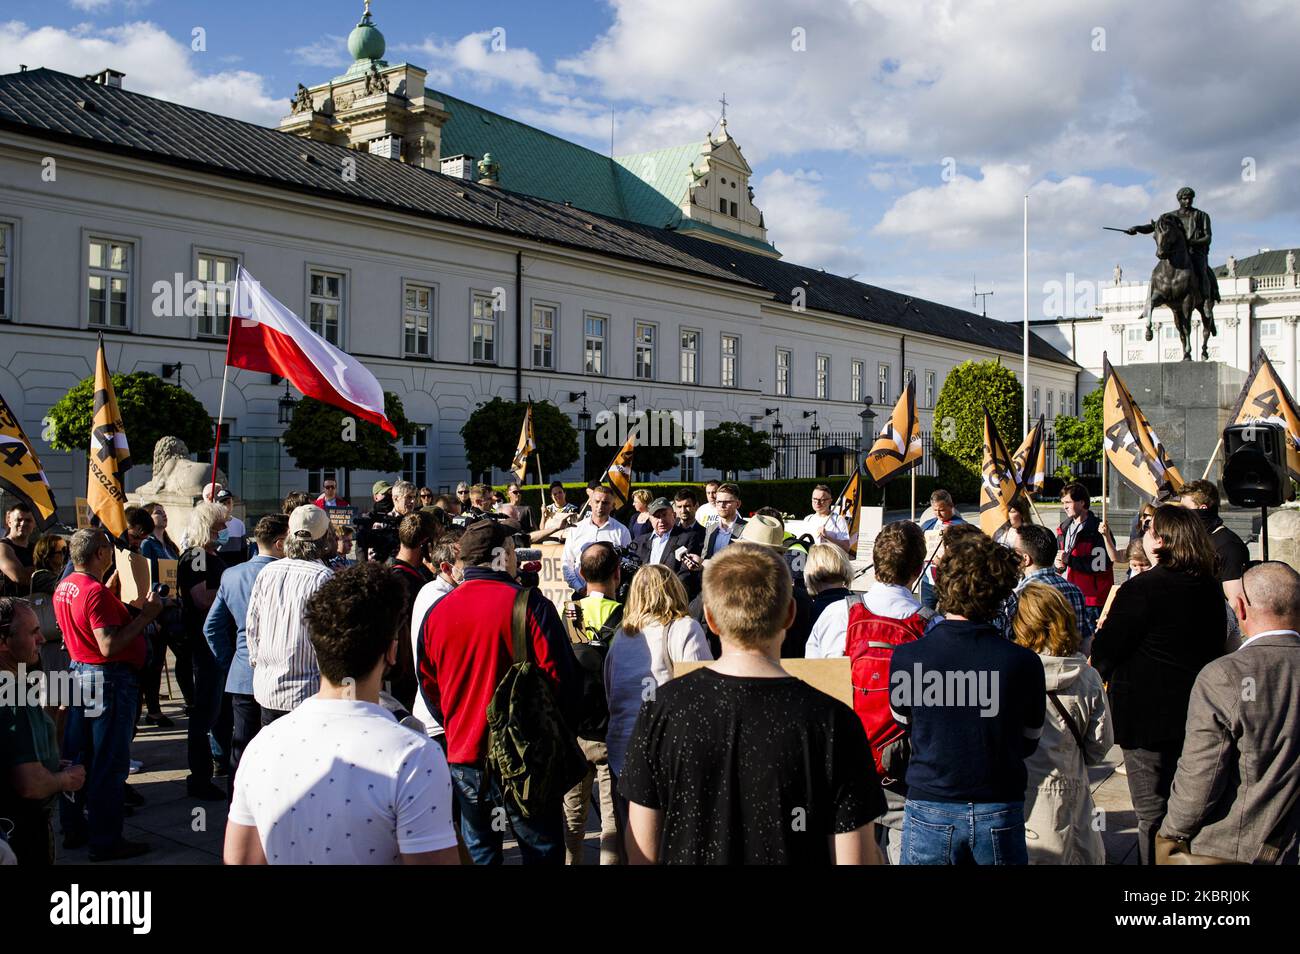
[1141,212,1216,361]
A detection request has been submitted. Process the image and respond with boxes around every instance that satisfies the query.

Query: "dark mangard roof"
[0,69,1075,369]
[1214,248,1300,279]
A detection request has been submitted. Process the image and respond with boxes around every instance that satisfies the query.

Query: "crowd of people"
[1,471,1297,867]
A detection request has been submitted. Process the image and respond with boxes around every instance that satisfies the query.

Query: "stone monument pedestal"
[1108,361,1245,511]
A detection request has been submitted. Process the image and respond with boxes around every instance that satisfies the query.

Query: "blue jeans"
[60,662,139,851]
[447,762,565,866]
[188,637,228,783]
[902,799,1028,865]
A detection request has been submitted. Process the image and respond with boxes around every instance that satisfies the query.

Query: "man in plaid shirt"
[997,524,1094,653]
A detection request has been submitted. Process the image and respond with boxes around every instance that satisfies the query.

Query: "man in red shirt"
[54,528,161,861]
[417,518,580,864]
[313,477,349,509]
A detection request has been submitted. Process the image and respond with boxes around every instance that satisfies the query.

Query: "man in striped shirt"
[246,505,335,725]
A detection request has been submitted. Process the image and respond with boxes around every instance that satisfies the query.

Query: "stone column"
[1285,315,1299,395]
[1224,313,1241,370]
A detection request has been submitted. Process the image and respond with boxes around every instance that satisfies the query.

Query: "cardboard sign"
[155,558,178,593]
[673,657,853,707]
[75,497,92,529]
[534,540,572,617]
[114,548,153,605]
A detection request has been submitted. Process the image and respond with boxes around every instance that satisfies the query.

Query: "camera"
[611,545,643,602]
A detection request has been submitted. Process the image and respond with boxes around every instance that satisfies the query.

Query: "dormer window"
[729,201,738,216]
[719,198,727,214]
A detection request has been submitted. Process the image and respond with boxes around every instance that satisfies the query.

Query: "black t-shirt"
[619,667,885,864]
[1206,519,1249,583]
[178,547,226,642]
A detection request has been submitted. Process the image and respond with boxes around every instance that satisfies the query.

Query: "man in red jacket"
[416,518,580,865]
[1055,483,1115,631]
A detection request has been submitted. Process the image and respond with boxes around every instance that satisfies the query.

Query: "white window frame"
[816,354,830,400]
[401,280,436,358]
[776,348,791,397]
[1260,319,1281,339]
[306,266,347,347]
[634,321,656,381]
[84,231,137,330]
[193,248,240,340]
[924,370,936,408]
[0,218,16,322]
[721,334,739,389]
[851,360,863,403]
[680,327,700,385]
[1047,389,1054,420]
[471,290,498,365]
[1033,387,1041,419]
[531,300,557,370]
[877,362,891,403]
[402,426,429,488]
[583,312,607,376]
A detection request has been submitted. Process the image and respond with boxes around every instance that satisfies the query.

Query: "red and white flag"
[227,266,396,436]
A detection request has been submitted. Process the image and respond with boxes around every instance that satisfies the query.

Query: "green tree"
[283,392,414,473]
[700,421,774,480]
[932,360,1024,500]
[46,372,214,458]
[460,399,578,480]
[1053,386,1103,469]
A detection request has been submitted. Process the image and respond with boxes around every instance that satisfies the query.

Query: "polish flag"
[227,266,396,436]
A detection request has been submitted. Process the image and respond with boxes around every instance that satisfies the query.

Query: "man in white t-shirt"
[805,484,851,553]
[693,480,721,527]
[224,563,459,865]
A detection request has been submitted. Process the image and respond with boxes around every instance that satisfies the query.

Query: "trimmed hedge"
[502,474,957,520]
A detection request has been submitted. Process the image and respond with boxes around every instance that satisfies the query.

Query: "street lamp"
[803,409,819,436]
[618,394,638,416]
[568,390,591,431]
[772,415,784,479]
[277,380,297,425]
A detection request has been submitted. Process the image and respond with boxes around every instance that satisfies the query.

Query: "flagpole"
[1101,453,1109,529]
[910,469,916,522]
[1023,193,1030,438]
[1201,438,1222,480]
[209,315,235,497]
[535,448,546,525]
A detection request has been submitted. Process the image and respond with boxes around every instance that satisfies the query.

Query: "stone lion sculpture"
[135,436,229,498]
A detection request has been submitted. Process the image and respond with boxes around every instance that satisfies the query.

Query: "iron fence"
[753,428,1098,481]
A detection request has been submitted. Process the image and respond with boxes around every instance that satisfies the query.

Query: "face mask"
[217,529,230,546]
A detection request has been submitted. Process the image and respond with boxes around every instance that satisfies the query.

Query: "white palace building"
[1032,249,1300,396]
[0,5,1078,516]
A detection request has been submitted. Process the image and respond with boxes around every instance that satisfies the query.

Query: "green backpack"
[486,588,587,818]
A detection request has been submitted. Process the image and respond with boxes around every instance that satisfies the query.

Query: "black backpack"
[569,602,623,742]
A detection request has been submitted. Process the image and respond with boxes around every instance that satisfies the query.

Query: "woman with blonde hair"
[603,564,712,845]
[628,488,655,540]
[1012,583,1112,865]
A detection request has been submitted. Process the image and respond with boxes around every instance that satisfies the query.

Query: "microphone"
[674,546,689,561]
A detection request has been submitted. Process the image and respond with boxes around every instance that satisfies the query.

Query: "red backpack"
[844,594,930,784]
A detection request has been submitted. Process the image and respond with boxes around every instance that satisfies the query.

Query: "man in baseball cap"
[634,496,699,576]
[289,504,331,542]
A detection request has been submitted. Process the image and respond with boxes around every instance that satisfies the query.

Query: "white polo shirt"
[229,697,457,865]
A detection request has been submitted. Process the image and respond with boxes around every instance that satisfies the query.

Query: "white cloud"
[0,20,284,126]
[69,0,112,11]
[758,168,864,277]
[402,31,571,97]
[288,35,348,69]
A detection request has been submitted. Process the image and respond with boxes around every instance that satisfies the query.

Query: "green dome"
[347,12,386,62]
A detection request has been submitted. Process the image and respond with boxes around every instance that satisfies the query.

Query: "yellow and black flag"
[1011,414,1049,495]
[1229,348,1300,484]
[1102,354,1183,499]
[510,402,536,483]
[88,336,131,537]
[604,434,635,508]
[979,409,1021,539]
[865,376,923,486]
[834,465,864,558]
[0,392,58,527]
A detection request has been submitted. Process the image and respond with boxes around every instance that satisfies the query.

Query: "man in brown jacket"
[1159,561,1300,864]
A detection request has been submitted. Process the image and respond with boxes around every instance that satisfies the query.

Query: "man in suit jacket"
[633,498,703,582]
[1159,561,1300,864]
[700,483,747,559]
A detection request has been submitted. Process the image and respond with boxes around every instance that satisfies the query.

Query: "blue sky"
[4,0,1299,324]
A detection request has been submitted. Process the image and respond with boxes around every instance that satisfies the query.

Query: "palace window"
[308,269,344,345]
[721,334,739,388]
[196,253,236,339]
[851,360,863,403]
[584,313,606,375]
[403,282,434,357]
[680,329,699,384]
[634,322,655,380]
[878,362,891,402]
[816,355,830,399]
[471,292,497,364]
[776,349,791,396]
[402,427,428,489]
[88,238,131,328]
[531,303,555,369]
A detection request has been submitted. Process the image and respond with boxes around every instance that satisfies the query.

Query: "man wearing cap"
[214,488,249,565]
[357,480,411,564]
[416,518,581,864]
[245,506,336,725]
[633,497,704,581]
